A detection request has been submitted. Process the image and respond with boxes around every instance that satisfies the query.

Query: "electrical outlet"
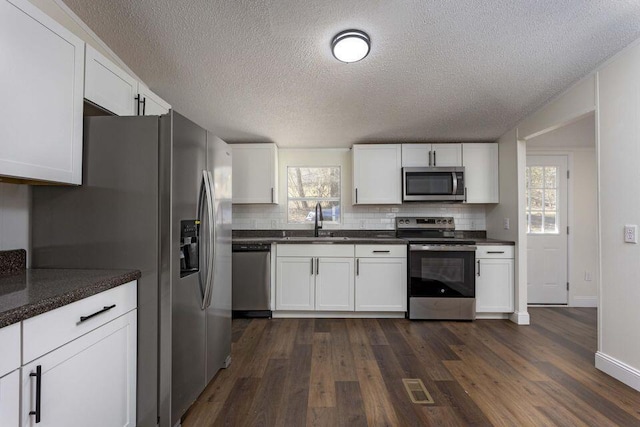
[584,271,593,281]
[624,225,638,243]
[503,218,510,230]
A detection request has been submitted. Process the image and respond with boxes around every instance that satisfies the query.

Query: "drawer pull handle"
[29,365,42,423]
[373,250,391,253]
[79,304,116,323]
[487,251,505,254]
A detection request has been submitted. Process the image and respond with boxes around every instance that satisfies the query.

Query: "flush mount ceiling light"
[331,30,370,63]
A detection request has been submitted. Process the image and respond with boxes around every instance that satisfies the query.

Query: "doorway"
[526,155,568,304]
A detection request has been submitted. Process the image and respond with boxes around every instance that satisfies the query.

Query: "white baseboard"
[273,311,405,319]
[476,313,510,320]
[571,296,598,307]
[509,311,530,325]
[595,351,640,392]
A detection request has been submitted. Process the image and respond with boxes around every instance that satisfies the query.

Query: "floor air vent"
[402,378,435,404]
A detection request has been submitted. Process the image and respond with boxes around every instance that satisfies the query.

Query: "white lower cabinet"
[355,257,407,311]
[0,370,19,426]
[276,257,315,310]
[355,245,407,312]
[315,258,354,311]
[21,309,137,427]
[475,246,515,313]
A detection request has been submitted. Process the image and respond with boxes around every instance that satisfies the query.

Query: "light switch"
[503,218,510,230]
[624,225,637,243]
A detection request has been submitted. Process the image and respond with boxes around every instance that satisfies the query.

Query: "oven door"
[409,246,476,298]
[403,167,465,202]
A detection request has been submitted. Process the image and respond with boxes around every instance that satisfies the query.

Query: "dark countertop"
[0,268,141,328]
[233,237,408,245]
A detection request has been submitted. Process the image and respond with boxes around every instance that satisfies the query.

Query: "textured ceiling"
[64,0,640,147]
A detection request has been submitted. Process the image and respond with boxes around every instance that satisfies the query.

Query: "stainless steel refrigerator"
[31,111,232,427]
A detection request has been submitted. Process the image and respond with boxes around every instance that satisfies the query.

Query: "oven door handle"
[452,172,458,195]
[410,244,477,252]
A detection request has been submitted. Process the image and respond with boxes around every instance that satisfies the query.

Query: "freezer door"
[31,115,160,427]
[167,112,209,426]
[205,133,233,383]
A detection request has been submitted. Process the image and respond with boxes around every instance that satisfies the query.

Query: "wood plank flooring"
[182,308,640,426]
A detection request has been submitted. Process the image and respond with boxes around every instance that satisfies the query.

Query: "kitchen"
[1,0,640,426]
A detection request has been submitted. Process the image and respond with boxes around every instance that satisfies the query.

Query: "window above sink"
[287,166,341,224]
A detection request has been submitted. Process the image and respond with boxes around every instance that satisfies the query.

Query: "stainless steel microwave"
[402,167,465,202]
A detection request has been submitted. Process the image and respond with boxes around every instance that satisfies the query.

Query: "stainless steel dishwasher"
[232,243,272,318]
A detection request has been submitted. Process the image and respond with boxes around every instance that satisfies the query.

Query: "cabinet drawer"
[0,323,20,377]
[23,281,137,364]
[277,244,354,258]
[476,245,514,259]
[355,244,406,258]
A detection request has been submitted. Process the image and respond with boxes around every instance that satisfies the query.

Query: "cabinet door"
[85,45,138,116]
[232,144,278,204]
[315,257,354,311]
[352,144,402,204]
[138,84,170,116]
[401,144,431,167]
[355,258,407,311]
[476,258,514,313]
[276,257,315,310]
[463,143,499,203]
[0,0,84,184]
[0,370,19,427]
[432,144,462,167]
[21,310,137,427]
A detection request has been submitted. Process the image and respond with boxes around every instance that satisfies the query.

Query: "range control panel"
[396,217,455,230]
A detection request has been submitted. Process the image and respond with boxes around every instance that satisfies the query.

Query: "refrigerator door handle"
[199,170,215,310]
[197,172,208,303]
[204,171,216,308]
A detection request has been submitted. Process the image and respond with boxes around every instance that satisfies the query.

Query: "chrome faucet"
[314,202,324,237]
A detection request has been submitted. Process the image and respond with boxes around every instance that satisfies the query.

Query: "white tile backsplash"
[233,203,486,231]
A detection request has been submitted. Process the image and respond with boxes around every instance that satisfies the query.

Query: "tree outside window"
[287,167,341,224]
[526,166,559,234]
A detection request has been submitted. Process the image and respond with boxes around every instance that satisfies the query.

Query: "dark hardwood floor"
[182,308,640,426]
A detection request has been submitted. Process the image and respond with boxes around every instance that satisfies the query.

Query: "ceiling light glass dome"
[331,30,370,63]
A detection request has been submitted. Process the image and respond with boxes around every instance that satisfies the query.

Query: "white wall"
[527,116,599,307]
[0,183,30,253]
[596,39,640,388]
[233,148,487,230]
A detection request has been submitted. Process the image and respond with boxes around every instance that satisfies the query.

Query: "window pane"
[288,200,340,224]
[544,212,557,233]
[545,167,557,188]
[530,189,543,210]
[287,167,340,198]
[529,211,543,233]
[544,189,556,210]
[529,167,543,188]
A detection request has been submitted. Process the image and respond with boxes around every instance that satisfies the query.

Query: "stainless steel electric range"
[396,217,476,320]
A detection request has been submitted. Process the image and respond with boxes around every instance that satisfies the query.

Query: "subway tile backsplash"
[232,203,486,231]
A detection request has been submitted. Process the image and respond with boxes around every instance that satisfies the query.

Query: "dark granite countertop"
[0,268,141,328]
[233,237,408,245]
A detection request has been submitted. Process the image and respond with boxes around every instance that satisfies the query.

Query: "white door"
[85,45,138,116]
[21,310,136,427]
[0,370,19,426]
[476,258,515,312]
[275,257,315,310]
[526,155,568,304]
[352,144,402,204]
[431,144,462,167]
[232,144,278,204]
[355,257,407,311]
[463,143,499,203]
[315,257,354,311]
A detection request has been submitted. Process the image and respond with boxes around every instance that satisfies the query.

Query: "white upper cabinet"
[352,144,402,205]
[232,143,279,204]
[462,143,499,203]
[85,45,138,116]
[401,143,462,167]
[137,84,171,116]
[0,0,84,184]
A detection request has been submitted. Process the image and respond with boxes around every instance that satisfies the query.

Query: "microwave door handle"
[451,172,458,195]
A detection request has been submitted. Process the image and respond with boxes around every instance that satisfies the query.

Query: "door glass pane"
[530,189,543,210]
[529,167,543,188]
[529,211,543,233]
[544,212,557,233]
[544,189,557,210]
[545,167,557,188]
